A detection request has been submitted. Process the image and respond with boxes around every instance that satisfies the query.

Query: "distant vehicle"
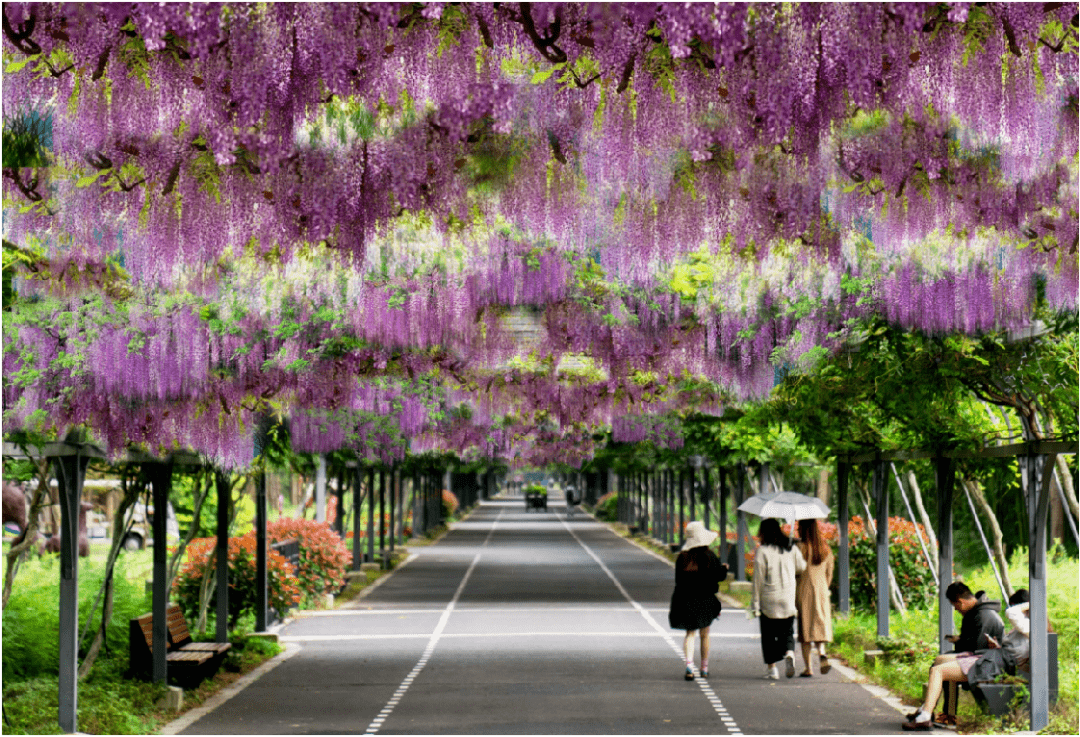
[121,501,180,551]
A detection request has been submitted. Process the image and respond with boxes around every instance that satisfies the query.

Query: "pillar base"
[157,685,183,713]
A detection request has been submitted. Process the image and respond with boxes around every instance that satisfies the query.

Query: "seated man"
[902,584,1010,731]
[947,582,1005,655]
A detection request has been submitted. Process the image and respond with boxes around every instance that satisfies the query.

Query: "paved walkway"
[165,499,910,734]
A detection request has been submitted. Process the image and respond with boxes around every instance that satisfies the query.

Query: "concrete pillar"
[148,462,172,680]
[874,460,889,638]
[215,470,230,642]
[56,449,89,734]
[352,465,364,570]
[735,464,748,582]
[935,455,954,653]
[1026,451,1054,732]
[254,465,267,631]
[315,455,326,523]
[366,468,375,562]
[837,461,850,615]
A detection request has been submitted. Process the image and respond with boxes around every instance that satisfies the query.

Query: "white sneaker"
[784,651,796,678]
[763,664,779,680]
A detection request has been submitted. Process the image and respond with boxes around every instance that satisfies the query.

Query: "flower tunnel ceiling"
[2,2,1077,469]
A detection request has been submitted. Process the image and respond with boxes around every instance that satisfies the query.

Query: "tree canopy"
[3,2,1077,468]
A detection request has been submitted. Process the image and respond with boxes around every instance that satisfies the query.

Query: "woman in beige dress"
[796,518,834,676]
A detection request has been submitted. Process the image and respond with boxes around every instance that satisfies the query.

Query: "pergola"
[5,431,1074,733]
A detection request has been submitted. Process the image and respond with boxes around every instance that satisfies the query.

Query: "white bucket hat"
[682,520,719,551]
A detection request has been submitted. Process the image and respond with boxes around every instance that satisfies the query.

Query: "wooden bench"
[129,604,231,683]
[970,632,1059,715]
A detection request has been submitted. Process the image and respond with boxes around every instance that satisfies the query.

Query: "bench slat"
[180,643,232,653]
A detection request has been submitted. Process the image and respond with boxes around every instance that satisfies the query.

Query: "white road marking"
[558,511,744,735]
[363,507,503,735]
[283,631,759,642]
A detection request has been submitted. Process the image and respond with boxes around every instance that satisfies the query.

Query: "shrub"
[724,530,758,576]
[594,491,619,521]
[173,535,301,627]
[442,489,459,518]
[267,518,351,600]
[819,515,936,611]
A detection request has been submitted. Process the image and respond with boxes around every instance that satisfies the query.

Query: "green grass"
[2,545,282,734]
[832,549,1078,735]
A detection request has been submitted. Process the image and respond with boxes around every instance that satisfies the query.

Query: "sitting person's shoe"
[932,713,956,727]
[684,667,694,681]
[903,710,933,731]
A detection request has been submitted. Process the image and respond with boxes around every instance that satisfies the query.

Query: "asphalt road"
[170,499,907,735]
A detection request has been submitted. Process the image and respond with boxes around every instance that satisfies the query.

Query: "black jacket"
[954,591,1005,653]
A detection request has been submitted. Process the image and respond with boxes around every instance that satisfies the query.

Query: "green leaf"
[76,172,105,188]
[5,58,34,74]
[530,63,565,85]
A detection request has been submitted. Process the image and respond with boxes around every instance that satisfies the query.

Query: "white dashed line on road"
[558,512,744,735]
[363,507,504,735]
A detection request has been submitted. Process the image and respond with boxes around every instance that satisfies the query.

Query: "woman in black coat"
[669,521,728,680]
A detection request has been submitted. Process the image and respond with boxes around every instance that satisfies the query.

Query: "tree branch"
[616,53,636,93]
[1000,14,1022,57]
[517,3,567,64]
[2,8,41,55]
[91,45,111,81]
[2,169,44,202]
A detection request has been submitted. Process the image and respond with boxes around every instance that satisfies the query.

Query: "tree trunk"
[960,474,1013,598]
[1055,451,1078,523]
[3,458,53,609]
[78,470,145,677]
[166,468,213,590]
[905,470,939,565]
[817,468,830,506]
[196,550,217,634]
[1049,473,1064,546]
[857,482,907,614]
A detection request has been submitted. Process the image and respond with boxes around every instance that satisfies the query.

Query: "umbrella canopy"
[736,491,829,522]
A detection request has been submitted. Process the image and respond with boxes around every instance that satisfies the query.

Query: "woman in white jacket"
[751,518,806,679]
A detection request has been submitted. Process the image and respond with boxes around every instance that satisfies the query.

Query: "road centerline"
[363,507,504,735]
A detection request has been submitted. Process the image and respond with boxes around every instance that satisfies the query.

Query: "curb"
[158,642,302,735]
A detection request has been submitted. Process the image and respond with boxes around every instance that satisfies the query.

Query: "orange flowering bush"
[820,515,935,611]
[173,534,302,628]
[268,518,351,601]
[442,489,459,518]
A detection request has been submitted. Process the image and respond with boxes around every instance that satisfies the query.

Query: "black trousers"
[760,615,795,665]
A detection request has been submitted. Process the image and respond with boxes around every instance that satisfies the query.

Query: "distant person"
[795,518,834,677]
[904,589,1032,731]
[668,521,728,681]
[751,518,806,679]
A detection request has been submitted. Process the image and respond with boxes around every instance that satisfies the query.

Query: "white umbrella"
[736,491,829,524]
